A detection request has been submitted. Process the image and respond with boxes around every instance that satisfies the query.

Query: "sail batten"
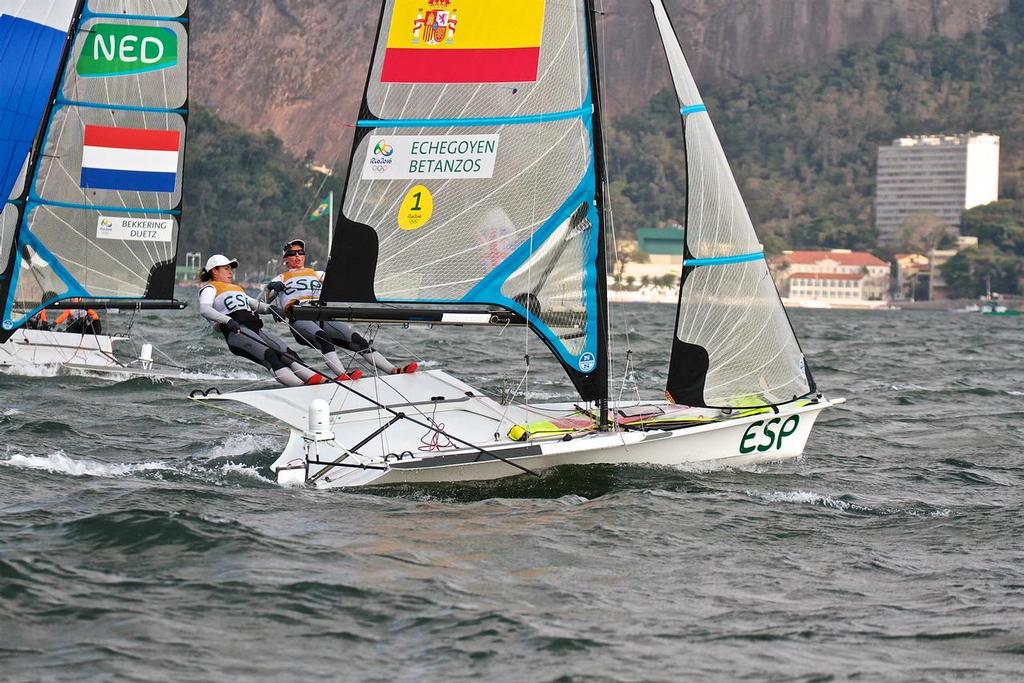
[650,0,815,408]
[0,0,190,336]
[358,106,591,129]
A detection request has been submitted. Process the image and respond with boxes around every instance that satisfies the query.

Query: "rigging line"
[233,328,541,477]
[595,0,627,397]
[271,314,449,433]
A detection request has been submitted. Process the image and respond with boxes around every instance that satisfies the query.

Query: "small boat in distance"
[981,299,1021,316]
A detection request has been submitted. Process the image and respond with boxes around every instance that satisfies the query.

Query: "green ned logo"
[78,24,178,78]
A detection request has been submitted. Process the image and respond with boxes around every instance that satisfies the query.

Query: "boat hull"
[288,401,831,488]
[0,329,186,380]
[198,370,840,489]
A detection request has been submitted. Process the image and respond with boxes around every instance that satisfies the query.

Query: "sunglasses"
[284,250,305,257]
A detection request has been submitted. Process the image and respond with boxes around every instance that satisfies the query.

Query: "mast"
[584,0,612,425]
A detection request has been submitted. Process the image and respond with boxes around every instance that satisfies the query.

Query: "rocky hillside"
[190,0,1008,165]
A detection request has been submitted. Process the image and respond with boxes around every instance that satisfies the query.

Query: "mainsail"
[317,0,609,401]
[0,0,189,340]
[650,0,815,409]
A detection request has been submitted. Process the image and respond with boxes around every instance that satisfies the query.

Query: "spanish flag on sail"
[381,0,546,84]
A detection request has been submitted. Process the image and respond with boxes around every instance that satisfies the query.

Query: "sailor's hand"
[266,281,286,293]
[225,319,242,334]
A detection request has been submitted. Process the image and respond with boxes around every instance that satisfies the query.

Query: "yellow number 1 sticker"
[398,185,433,231]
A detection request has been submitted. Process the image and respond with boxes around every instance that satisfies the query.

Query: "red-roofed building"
[771,249,891,304]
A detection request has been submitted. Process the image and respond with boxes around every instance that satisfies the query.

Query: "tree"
[941,245,1024,298]
[896,211,954,255]
[961,201,1024,255]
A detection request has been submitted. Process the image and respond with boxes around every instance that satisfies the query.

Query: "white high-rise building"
[875,134,1000,244]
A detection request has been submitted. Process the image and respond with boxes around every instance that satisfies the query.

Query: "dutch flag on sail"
[80,125,181,193]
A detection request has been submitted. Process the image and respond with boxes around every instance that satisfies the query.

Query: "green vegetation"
[943,201,1024,297]
[607,0,1024,261]
[182,106,344,271]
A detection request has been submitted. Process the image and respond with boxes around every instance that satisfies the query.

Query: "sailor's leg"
[271,367,305,387]
[323,321,398,374]
[226,328,301,385]
[289,320,348,377]
[257,328,320,383]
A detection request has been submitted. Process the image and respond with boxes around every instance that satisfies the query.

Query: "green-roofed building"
[637,227,684,257]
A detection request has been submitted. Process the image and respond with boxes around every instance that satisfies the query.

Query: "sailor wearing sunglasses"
[263,239,417,378]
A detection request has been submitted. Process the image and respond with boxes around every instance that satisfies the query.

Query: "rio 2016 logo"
[369,140,395,174]
[739,415,801,454]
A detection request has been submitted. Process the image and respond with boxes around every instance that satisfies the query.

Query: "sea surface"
[1,303,1021,681]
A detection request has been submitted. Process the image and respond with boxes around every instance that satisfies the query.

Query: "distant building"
[771,249,890,305]
[308,163,333,176]
[616,229,684,287]
[636,227,684,267]
[930,236,979,301]
[875,133,1000,244]
[893,253,930,301]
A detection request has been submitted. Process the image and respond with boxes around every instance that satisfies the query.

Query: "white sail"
[0,0,190,336]
[319,0,610,400]
[650,0,814,408]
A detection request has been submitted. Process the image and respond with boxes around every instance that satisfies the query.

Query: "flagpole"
[327,190,334,258]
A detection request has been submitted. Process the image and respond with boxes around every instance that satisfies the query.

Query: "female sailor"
[198,254,327,387]
[263,240,417,376]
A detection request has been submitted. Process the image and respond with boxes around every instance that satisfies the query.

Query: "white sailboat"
[0,0,192,379]
[197,0,843,487]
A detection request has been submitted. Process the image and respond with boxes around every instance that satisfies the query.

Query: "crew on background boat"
[26,310,51,330]
[262,239,417,376]
[55,304,101,335]
[198,254,328,387]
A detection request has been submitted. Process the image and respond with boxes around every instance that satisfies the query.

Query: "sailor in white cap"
[198,254,327,387]
[263,239,417,377]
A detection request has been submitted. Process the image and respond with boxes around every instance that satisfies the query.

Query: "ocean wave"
[57,509,253,553]
[218,462,276,485]
[0,451,170,478]
[205,433,280,459]
[0,447,278,489]
[745,489,951,517]
[0,363,63,379]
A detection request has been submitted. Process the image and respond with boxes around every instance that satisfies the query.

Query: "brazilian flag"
[310,196,330,222]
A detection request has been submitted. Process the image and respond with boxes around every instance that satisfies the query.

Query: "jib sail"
[650,0,815,408]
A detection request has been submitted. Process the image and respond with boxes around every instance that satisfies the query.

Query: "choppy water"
[1,303,1022,681]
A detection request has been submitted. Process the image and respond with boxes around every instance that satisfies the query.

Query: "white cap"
[205,254,239,271]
